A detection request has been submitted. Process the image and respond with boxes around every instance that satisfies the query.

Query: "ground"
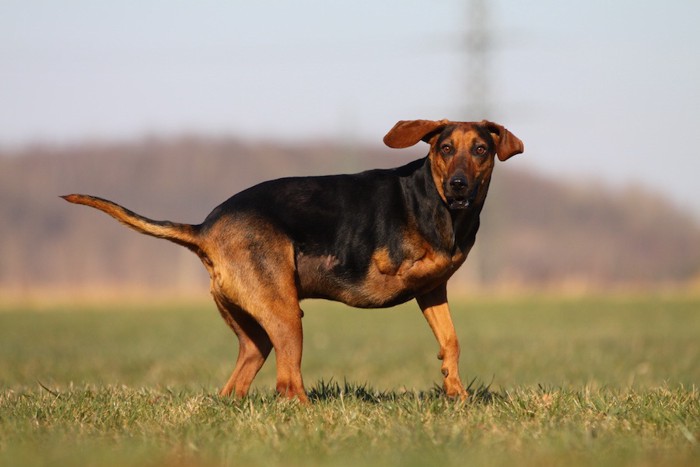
[0,293,698,466]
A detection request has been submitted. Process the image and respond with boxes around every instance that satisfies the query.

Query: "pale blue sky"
[2,1,700,216]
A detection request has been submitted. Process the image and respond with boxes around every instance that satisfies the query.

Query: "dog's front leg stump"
[417,284,467,399]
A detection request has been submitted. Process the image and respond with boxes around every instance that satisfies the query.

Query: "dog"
[62,119,524,403]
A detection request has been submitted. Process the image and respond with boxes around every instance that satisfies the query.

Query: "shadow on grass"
[34,377,500,407]
[306,378,499,405]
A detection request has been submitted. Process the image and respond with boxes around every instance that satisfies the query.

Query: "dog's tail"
[61,194,203,255]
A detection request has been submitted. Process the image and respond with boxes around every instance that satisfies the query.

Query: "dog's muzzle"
[446,175,476,210]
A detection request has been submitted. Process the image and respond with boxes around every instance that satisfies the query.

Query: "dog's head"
[384,119,524,210]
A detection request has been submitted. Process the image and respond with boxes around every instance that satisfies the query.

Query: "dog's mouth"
[446,196,471,210]
[445,183,479,210]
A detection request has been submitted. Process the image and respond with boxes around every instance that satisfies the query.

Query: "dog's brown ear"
[383,119,449,149]
[482,121,524,161]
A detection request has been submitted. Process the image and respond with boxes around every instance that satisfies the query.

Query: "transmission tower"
[464,0,498,285]
[464,0,493,120]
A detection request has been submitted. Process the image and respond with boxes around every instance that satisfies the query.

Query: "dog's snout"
[449,176,468,192]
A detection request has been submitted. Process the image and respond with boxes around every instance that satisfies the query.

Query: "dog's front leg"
[417,284,468,399]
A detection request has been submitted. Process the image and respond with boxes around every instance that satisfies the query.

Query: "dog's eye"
[440,144,453,155]
[474,145,487,156]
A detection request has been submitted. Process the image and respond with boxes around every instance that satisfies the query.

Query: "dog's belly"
[296,248,465,308]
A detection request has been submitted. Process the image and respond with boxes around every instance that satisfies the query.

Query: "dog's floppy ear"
[383,119,450,149]
[482,120,524,161]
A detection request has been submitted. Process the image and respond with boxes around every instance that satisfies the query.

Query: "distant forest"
[2,137,699,294]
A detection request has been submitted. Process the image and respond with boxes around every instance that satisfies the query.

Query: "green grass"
[1,294,699,466]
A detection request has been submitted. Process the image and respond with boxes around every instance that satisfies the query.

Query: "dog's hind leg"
[238,282,307,402]
[210,222,309,403]
[264,301,307,403]
[243,275,308,401]
[214,295,273,398]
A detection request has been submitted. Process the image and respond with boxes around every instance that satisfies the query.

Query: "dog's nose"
[449,176,468,192]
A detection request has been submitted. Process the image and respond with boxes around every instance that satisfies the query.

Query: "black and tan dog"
[63,119,523,403]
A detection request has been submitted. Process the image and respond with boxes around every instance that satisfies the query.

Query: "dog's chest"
[360,243,466,303]
[295,239,467,308]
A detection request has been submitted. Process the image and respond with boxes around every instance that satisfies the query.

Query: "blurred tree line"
[1,137,699,294]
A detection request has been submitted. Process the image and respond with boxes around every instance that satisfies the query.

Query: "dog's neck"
[399,157,483,256]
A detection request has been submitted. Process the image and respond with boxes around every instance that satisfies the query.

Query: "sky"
[2,0,700,217]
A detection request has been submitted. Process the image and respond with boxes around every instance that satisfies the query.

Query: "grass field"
[1,294,698,466]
